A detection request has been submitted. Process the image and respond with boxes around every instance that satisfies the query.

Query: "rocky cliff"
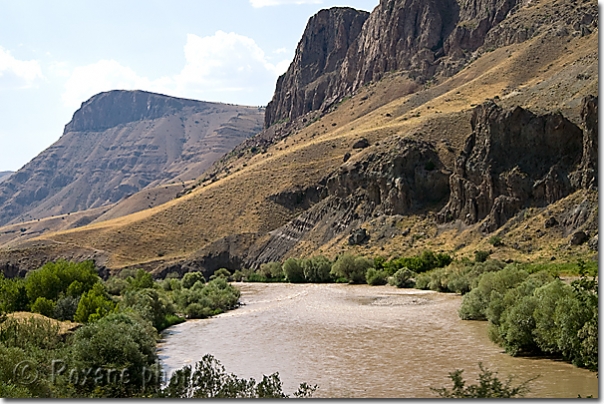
[438,97,597,233]
[264,7,369,127]
[0,90,263,226]
[265,0,537,127]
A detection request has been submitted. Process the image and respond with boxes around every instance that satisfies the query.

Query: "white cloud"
[250,0,323,7]
[61,31,292,108]
[0,47,43,89]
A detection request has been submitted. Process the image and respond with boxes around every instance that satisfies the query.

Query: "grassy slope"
[16,0,598,270]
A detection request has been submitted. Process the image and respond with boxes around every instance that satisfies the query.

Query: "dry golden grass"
[6,311,80,335]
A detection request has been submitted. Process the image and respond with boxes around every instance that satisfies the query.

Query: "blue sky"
[0,0,378,171]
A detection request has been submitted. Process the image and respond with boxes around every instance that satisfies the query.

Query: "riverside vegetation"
[0,260,315,398]
[228,249,598,373]
[0,251,597,397]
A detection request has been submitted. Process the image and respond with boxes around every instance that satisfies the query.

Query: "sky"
[0,0,378,172]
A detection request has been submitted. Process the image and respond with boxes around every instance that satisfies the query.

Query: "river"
[157,283,598,398]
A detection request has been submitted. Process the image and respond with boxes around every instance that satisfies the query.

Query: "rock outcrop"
[438,99,596,233]
[0,90,263,226]
[248,138,450,265]
[266,0,532,127]
[264,7,369,127]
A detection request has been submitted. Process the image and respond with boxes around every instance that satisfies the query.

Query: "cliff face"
[264,7,369,127]
[247,138,451,264]
[265,0,534,127]
[438,98,596,233]
[0,90,263,226]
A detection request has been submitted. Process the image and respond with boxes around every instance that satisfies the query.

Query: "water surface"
[158,283,598,398]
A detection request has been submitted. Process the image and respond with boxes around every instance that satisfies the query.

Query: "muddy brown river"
[157,283,598,398]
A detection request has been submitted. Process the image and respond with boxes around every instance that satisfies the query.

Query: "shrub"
[414,273,430,289]
[366,268,388,286]
[330,253,371,284]
[25,260,99,303]
[30,297,56,318]
[282,258,305,283]
[120,288,180,331]
[458,264,528,320]
[210,268,231,281]
[389,268,416,288]
[71,312,159,396]
[0,275,28,312]
[126,269,154,291]
[182,272,206,289]
[74,283,116,323]
[174,278,240,319]
[384,250,452,275]
[474,250,490,263]
[302,256,332,283]
[231,270,245,282]
[54,296,80,321]
[258,262,284,280]
[104,276,129,295]
[488,235,503,247]
[432,363,533,398]
[160,354,316,398]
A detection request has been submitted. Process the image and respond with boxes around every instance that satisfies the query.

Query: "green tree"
[25,260,99,303]
[330,253,371,284]
[74,283,116,323]
[182,272,205,289]
[365,268,388,285]
[30,297,56,318]
[282,258,305,283]
[302,256,332,283]
[126,269,154,291]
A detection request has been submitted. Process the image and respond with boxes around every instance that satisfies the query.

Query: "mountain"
[0,171,13,183]
[0,0,597,278]
[0,90,263,227]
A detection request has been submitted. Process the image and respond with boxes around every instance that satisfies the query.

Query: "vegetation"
[0,261,317,398]
[160,354,316,398]
[432,363,534,398]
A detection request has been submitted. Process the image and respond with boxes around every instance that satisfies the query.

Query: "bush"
[258,262,284,280]
[174,278,240,319]
[282,258,305,283]
[210,268,231,281]
[160,354,316,398]
[458,264,528,320]
[0,275,29,313]
[432,363,533,398]
[302,256,332,283]
[366,268,388,286]
[182,272,206,289]
[74,283,116,323]
[30,297,56,318]
[24,260,99,303]
[126,269,154,291]
[488,235,503,247]
[54,296,80,321]
[474,250,490,263]
[231,270,245,282]
[330,253,371,284]
[120,288,180,331]
[389,268,416,288]
[104,276,129,295]
[414,273,430,290]
[384,250,452,275]
[71,312,159,396]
